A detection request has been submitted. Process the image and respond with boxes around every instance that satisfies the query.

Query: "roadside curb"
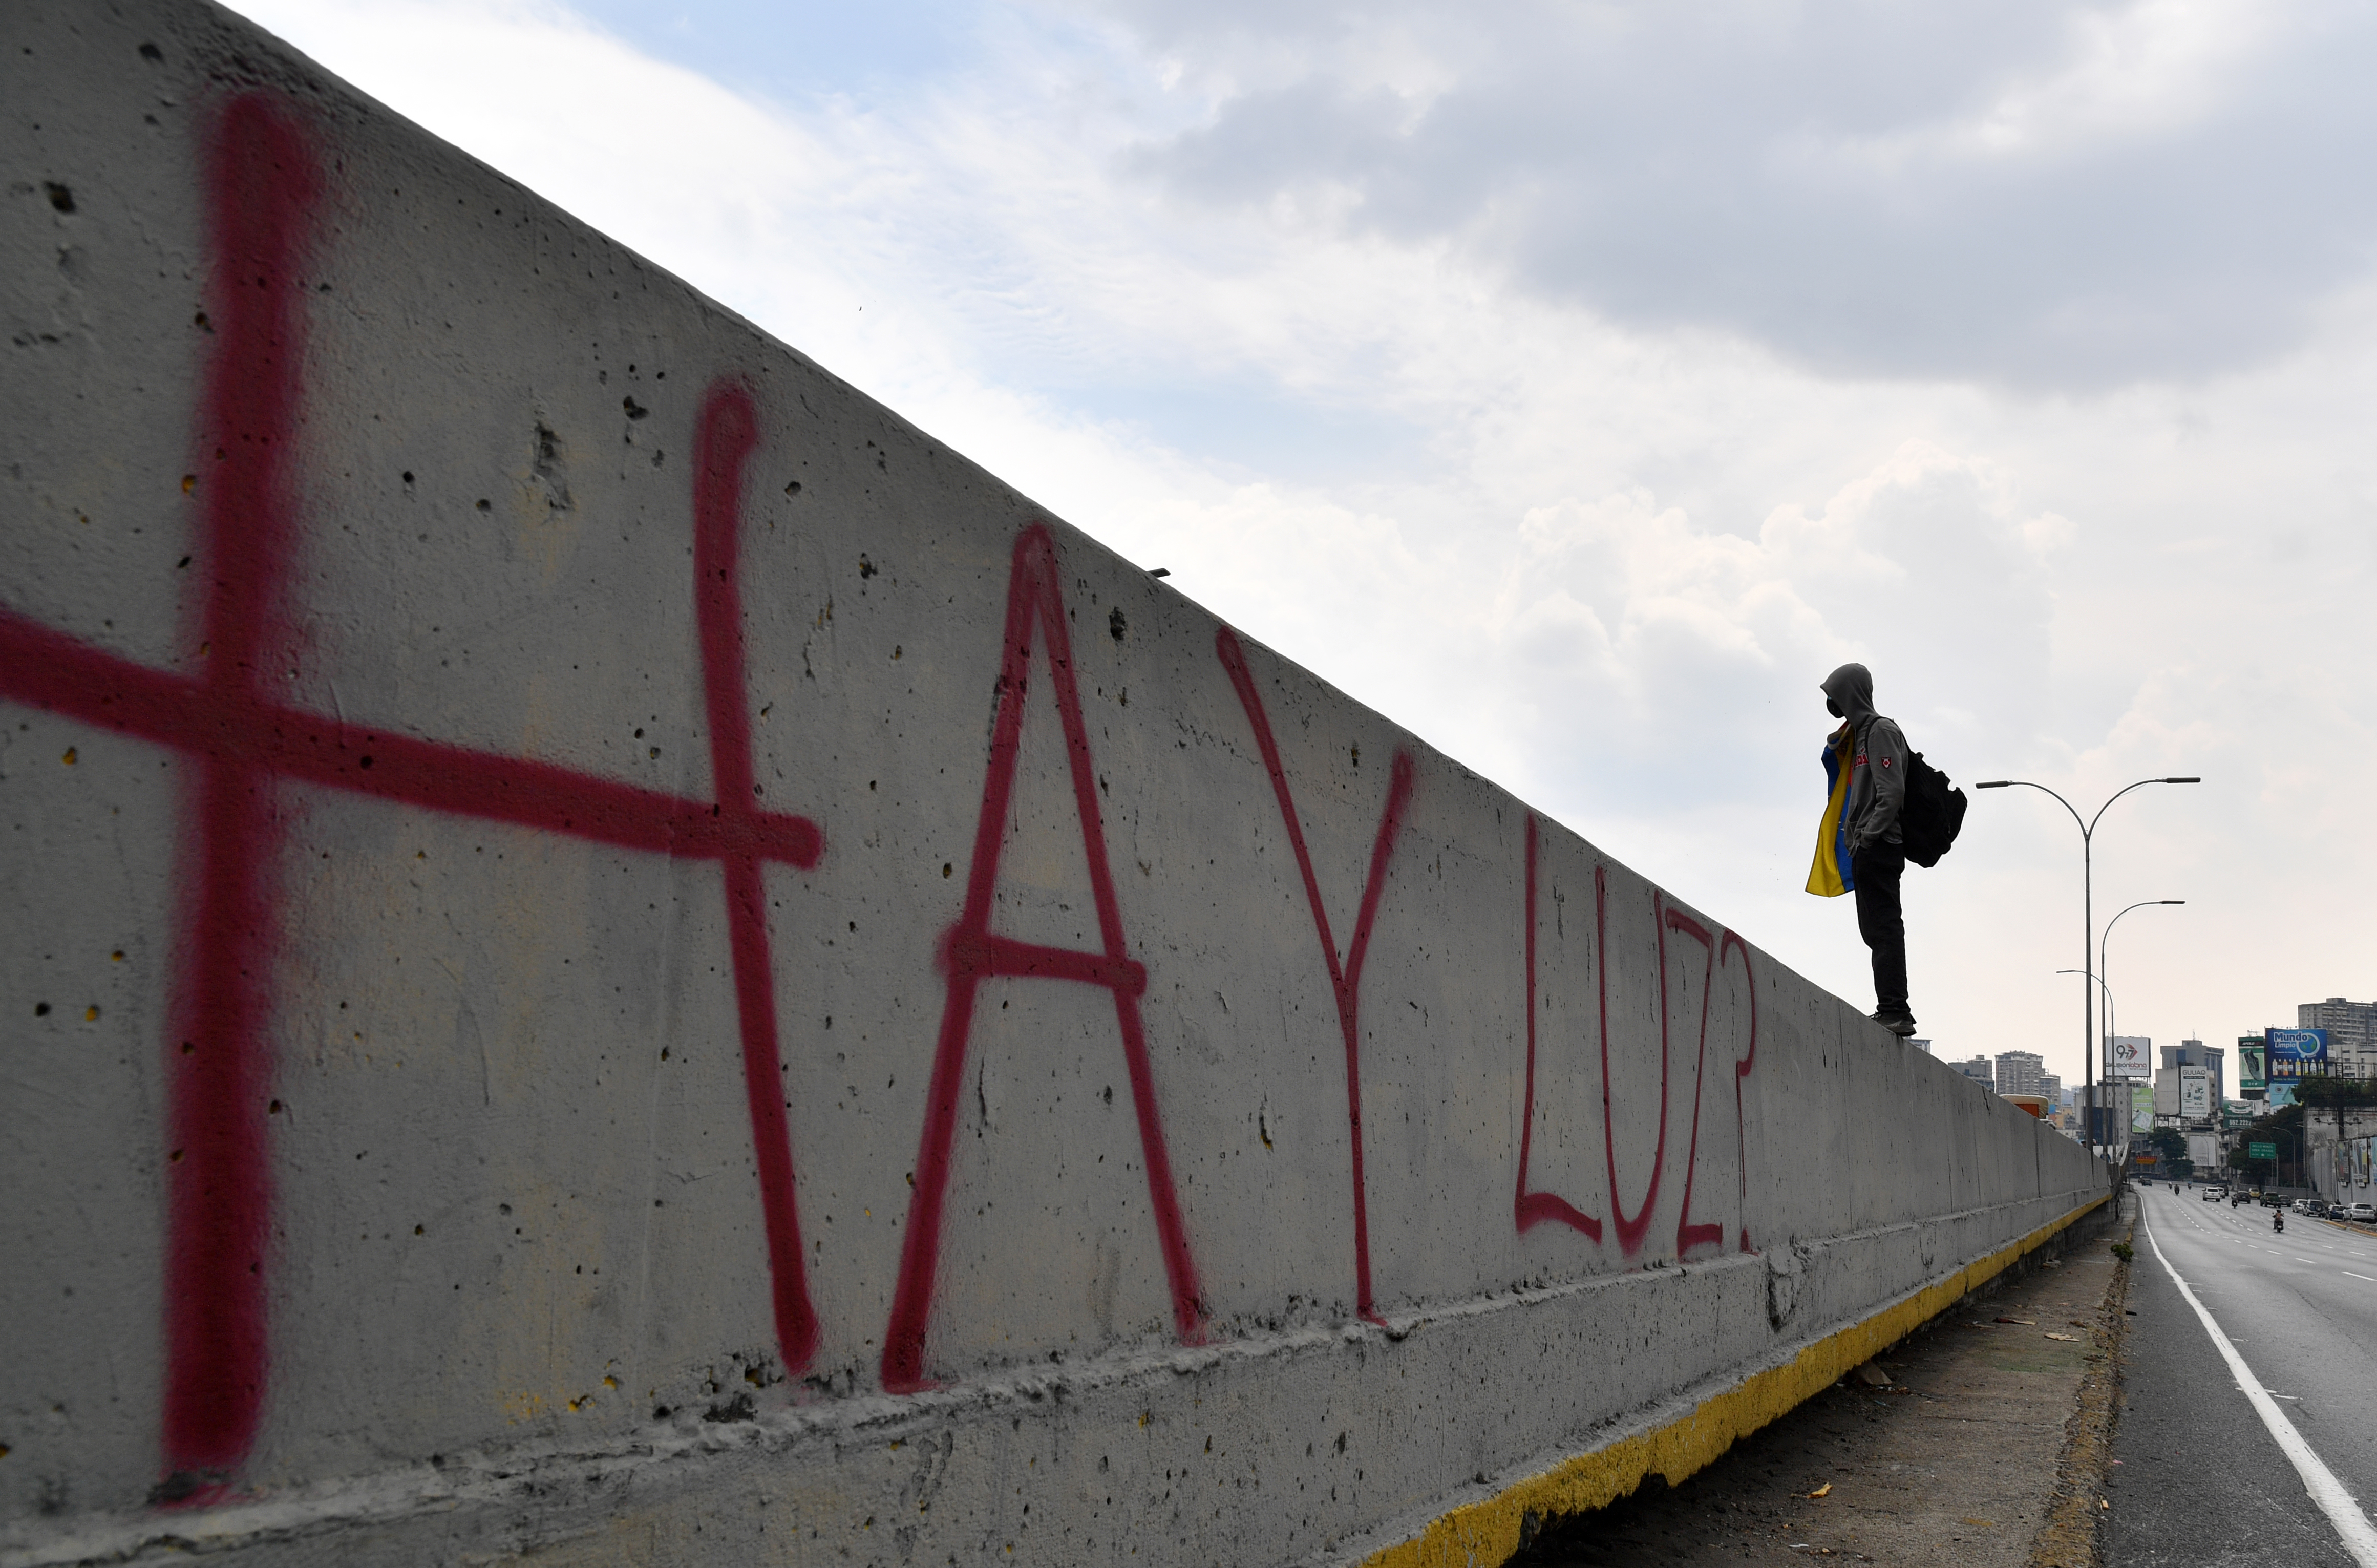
[2026,1189,2136,1568]
[1359,1192,2113,1568]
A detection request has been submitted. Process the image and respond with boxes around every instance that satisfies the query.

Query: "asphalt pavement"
[2111,1184,2377,1567]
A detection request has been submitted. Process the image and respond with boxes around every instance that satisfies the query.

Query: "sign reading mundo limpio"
[2265,1028,2329,1080]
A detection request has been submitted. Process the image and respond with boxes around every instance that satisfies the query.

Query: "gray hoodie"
[1821,663,1906,852]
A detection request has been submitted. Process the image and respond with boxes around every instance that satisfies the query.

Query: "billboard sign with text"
[2266,1028,2329,1080]
[2110,1036,2152,1080]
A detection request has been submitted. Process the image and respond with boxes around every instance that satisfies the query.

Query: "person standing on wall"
[1806,663,1917,1036]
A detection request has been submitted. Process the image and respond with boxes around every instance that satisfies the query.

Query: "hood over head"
[1822,663,1877,729]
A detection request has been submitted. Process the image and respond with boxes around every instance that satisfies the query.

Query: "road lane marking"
[2348,1272,2376,1283]
[2144,1215,2377,1566]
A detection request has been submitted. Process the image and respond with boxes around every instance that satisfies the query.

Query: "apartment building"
[1994,1050,2048,1098]
[2299,998,2377,1077]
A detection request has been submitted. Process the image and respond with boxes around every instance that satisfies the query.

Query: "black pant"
[1852,841,1907,1013]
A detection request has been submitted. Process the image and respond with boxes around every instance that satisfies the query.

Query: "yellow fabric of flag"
[1806,724,1853,898]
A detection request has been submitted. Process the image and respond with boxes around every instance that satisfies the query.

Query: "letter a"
[880,524,1206,1394]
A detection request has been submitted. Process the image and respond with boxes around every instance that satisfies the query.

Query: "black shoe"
[1871,1008,1918,1037]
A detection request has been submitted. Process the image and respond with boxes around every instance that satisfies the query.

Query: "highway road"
[2110,1184,2377,1566]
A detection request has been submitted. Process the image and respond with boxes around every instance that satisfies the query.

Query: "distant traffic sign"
[2250,1141,2278,1160]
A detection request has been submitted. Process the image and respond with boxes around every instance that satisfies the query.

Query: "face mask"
[1826,698,1842,718]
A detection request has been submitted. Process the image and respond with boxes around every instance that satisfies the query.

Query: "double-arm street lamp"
[2102,898,2185,1080]
[2057,968,2118,1146]
[1976,776,2200,1158]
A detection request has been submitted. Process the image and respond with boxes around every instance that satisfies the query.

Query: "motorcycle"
[2274,1211,2285,1234]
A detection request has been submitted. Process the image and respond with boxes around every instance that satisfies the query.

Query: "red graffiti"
[0,93,824,1489]
[695,383,823,1372]
[1673,930,1759,1257]
[1214,627,1412,1323]
[880,525,1207,1394]
[1726,931,1759,1253]
[1514,814,1602,1239]
[1521,819,1757,1260]
[1660,908,1724,1256]
[1597,873,1711,1257]
[162,90,321,1485]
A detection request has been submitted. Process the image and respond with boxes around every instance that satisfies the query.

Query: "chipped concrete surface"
[1,2,2107,1562]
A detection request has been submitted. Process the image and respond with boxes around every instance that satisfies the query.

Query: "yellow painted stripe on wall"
[1363,1192,2112,1568]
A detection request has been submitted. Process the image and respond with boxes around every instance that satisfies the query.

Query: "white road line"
[2348,1272,2376,1283]
[2144,1214,2377,1566]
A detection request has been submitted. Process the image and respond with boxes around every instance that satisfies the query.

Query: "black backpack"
[1900,751,1967,868]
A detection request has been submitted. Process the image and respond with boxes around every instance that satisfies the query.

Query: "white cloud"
[1105,0,2377,386]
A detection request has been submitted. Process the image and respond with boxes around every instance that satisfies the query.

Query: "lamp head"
[1977,780,2011,789]
[2162,776,2201,784]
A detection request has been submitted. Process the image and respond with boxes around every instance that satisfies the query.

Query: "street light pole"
[2058,969,2119,1151]
[2099,898,2185,1111]
[1975,776,2200,1158]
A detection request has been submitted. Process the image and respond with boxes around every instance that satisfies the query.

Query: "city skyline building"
[2299,998,2377,1077]
[1994,1050,2048,1098]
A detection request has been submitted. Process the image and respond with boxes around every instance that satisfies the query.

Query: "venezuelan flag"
[1805,725,1855,897]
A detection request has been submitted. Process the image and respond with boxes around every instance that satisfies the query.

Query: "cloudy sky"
[232,0,2377,1092]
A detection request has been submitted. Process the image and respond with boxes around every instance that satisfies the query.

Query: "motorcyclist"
[2275,1209,2285,1234]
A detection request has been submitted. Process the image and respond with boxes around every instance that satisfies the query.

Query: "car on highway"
[2202,1185,2227,1201]
[2345,1203,2377,1222]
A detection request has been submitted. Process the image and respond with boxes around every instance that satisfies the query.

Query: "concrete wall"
[0,4,2107,1563]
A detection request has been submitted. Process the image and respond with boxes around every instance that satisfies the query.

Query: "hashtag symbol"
[0,92,823,1493]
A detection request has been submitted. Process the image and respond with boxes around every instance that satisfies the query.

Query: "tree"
[2145,1126,2194,1181]
[2226,1102,2309,1189]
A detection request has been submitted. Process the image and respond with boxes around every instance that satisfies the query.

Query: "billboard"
[2238,1035,2266,1098]
[2266,1028,2329,1081]
[2109,1035,2152,1080]
[2130,1081,2156,1133]
[2180,1066,2212,1119]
